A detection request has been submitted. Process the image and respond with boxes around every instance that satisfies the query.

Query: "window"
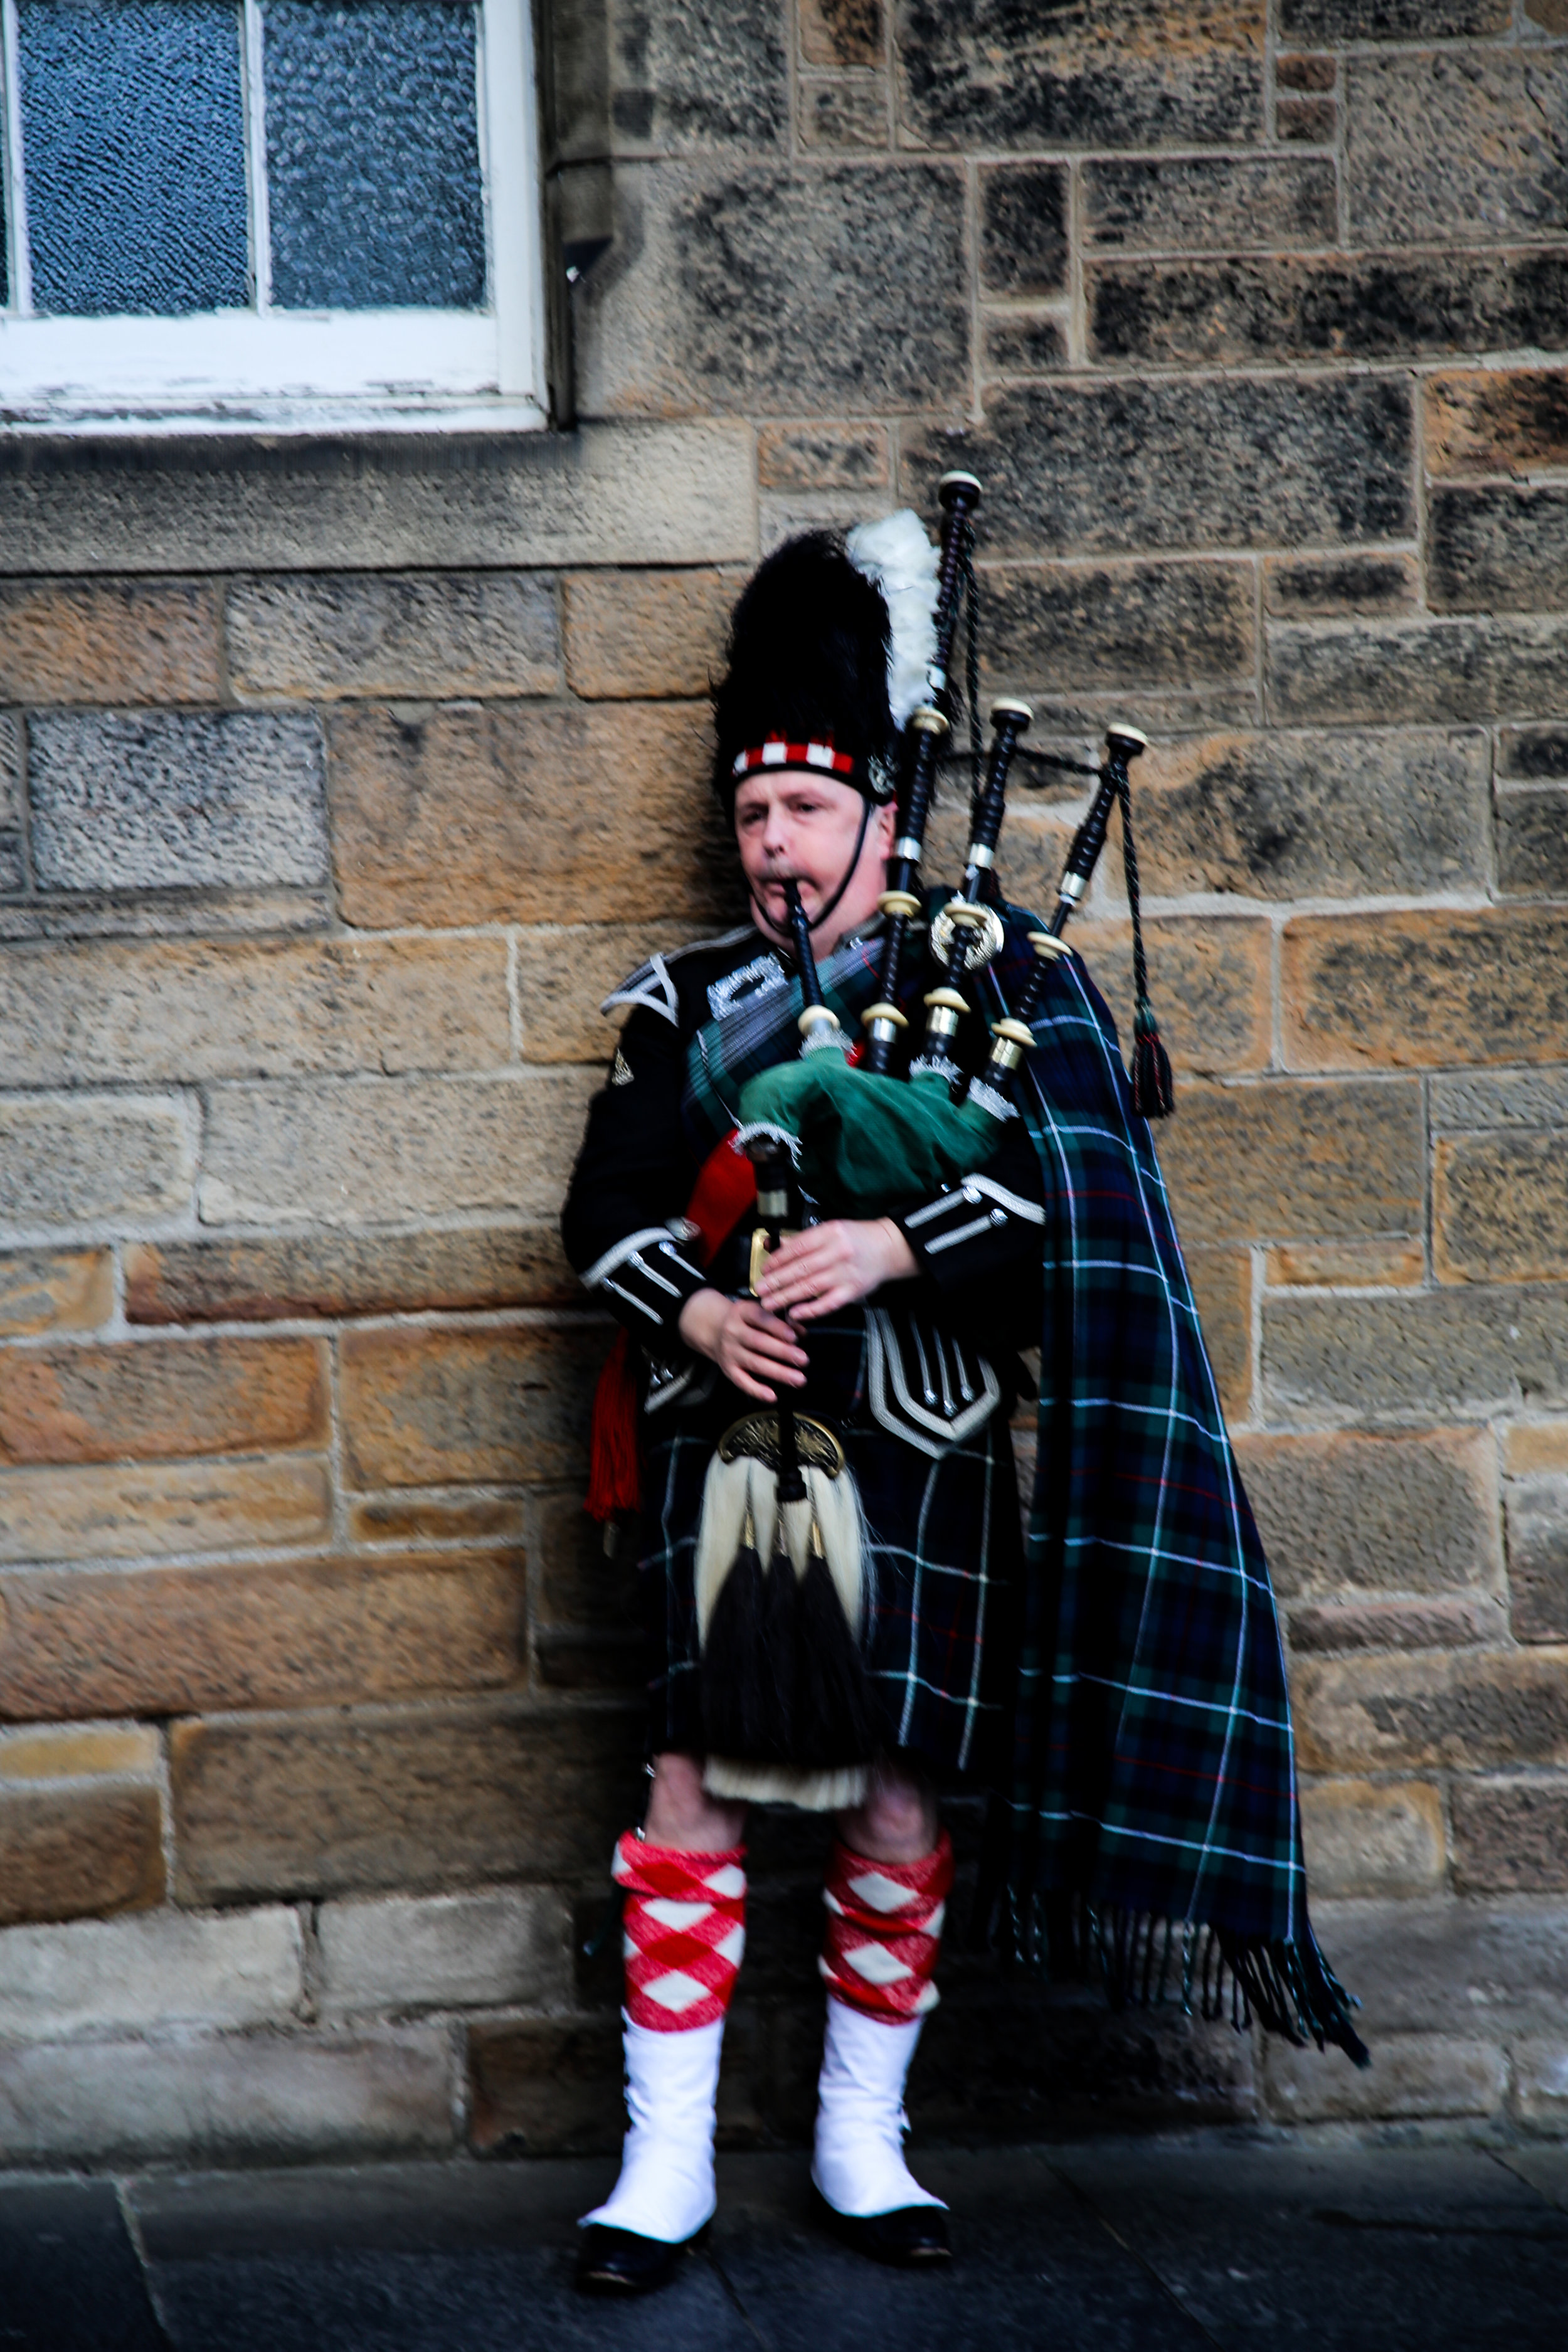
[0,0,546,429]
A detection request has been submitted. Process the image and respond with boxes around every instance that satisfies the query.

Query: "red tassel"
[585,1328,642,1524]
[585,1130,764,1533]
[686,1128,758,1267]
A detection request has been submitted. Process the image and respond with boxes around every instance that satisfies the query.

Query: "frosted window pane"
[18,0,248,315]
[265,1,485,310]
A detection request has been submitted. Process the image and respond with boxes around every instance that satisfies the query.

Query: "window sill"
[0,395,551,438]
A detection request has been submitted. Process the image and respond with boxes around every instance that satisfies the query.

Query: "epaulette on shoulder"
[601,928,755,1027]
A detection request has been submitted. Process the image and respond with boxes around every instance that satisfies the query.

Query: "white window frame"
[0,0,547,432]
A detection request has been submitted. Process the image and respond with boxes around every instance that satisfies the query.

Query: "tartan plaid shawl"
[678,905,1364,2063]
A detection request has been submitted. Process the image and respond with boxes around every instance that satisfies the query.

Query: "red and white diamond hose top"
[819,1831,954,2023]
[614,1831,747,2033]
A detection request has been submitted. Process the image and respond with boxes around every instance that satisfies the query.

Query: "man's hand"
[677,1288,808,1404]
[755,1218,916,1323]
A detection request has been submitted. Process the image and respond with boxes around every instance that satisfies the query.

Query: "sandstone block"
[0,1905,302,2039]
[1277,56,1335,93]
[1437,1135,1568,1288]
[326,699,729,930]
[1433,1069,1568,1133]
[1500,726,1568,783]
[896,1,1264,149]
[1263,1286,1568,1423]
[1498,785,1568,899]
[1155,1078,1422,1248]
[605,0,785,149]
[904,377,1411,558]
[228,571,559,701]
[1452,1776,1568,1893]
[1430,486,1568,617]
[800,77,887,149]
[1281,1,1507,31]
[1069,918,1271,1076]
[0,1336,324,1466]
[800,0,881,68]
[0,1723,158,1781]
[1507,1478,1568,1644]
[0,718,21,895]
[1083,155,1335,253]
[1507,1427,1568,1476]
[0,1550,526,1719]
[1284,909,1568,1072]
[981,315,1067,378]
[169,1698,643,1901]
[1289,1596,1508,1653]
[1513,2038,1568,2131]
[1276,96,1334,142]
[0,1781,164,1926]
[513,921,696,1063]
[1263,554,1417,619]
[561,569,736,702]
[0,1093,194,1231]
[1184,1248,1252,1424]
[979,165,1067,296]
[127,1225,578,1325]
[351,1496,527,1545]
[580,161,966,417]
[0,578,220,704]
[1426,370,1568,480]
[0,2027,454,2166]
[1347,50,1568,248]
[0,1456,331,1565]
[1268,617,1568,726]
[1133,729,1487,901]
[0,934,509,1088]
[0,1249,112,1335]
[319,1888,570,2015]
[1236,1428,1500,1600]
[1311,1892,1568,2038]
[198,1071,596,1228]
[468,2015,623,2154]
[1294,1651,1568,1774]
[28,712,327,895]
[1266,1241,1424,1287]
[1300,1779,1446,1899]
[1088,252,1568,369]
[534,1488,641,1631]
[0,426,758,575]
[755,425,889,492]
[341,1326,601,1489]
[1261,2032,1504,2126]
[985,561,1255,696]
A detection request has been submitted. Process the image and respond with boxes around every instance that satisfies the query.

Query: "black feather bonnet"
[711,533,898,808]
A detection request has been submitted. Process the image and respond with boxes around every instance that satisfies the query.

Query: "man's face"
[733,771,893,950]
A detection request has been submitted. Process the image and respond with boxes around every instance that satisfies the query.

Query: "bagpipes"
[695,474,1173,1807]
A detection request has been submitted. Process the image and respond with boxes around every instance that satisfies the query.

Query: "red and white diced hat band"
[731,736,857,782]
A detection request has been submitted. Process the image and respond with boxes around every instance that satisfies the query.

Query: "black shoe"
[812,2186,951,2267]
[575,2222,701,2295]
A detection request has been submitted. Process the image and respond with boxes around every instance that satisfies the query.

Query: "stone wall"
[0,0,1563,2163]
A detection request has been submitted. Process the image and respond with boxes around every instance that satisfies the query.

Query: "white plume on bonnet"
[845,509,940,733]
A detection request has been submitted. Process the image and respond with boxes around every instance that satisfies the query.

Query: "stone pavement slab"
[0,2139,1565,2350]
[0,2176,165,2352]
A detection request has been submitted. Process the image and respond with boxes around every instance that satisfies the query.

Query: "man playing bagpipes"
[562,501,1365,2296]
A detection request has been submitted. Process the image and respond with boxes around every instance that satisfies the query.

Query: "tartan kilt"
[635,1306,1024,1784]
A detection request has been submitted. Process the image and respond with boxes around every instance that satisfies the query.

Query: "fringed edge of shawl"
[983,1888,1370,2070]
